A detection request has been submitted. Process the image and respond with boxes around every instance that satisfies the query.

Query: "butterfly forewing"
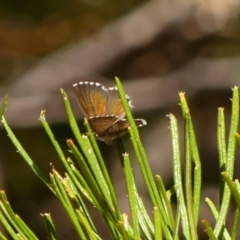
[105,87,125,118]
[73,82,94,118]
[73,82,107,118]
[90,84,107,117]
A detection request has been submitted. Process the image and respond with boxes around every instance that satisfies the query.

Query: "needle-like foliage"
[0,82,239,239]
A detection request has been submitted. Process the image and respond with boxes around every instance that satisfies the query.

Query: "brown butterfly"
[73,81,146,144]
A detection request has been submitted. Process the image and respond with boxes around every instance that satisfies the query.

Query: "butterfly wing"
[73,81,133,118]
[73,81,147,144]
[107,118,147,135]
[73,82,107,118]
[88,116,117,135]
[89,117,147,144]
[105,87,125,118]
[105,87,133,118]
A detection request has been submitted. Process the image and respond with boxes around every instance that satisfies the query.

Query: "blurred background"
[0,0,240,238]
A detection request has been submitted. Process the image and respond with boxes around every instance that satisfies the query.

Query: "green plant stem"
[154,207,162,239]
[184,114,198,240]
[179,92,201,225]
[168,113,190,239]
[231,209,240,240]
[115,78,174,239]
[0,95,8,120]
[214,87,239,237]
[217,108,227,201]
[50,171,87,240]
[202,220,218,240]
[61,89,122,222]
[122,153,141,238]
[1,116,51,189]
[155,175,175,231]
[205,198,231,240]
[41,213,57,240]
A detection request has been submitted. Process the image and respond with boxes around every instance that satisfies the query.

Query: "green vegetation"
[0,80,239,239]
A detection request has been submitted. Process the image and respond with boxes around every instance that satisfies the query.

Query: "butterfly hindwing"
[88,116,118,135]
[88,116,147,144]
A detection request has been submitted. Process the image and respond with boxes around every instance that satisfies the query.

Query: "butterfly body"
[73,81,146,144]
